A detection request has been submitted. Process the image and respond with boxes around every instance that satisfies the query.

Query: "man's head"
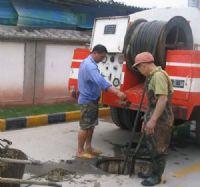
[91,44,107,63]
[132,52,155,76]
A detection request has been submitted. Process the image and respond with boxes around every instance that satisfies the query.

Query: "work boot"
[141,175,161,186]
[138,172,152,179]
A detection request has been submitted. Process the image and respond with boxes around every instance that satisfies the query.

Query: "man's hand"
[144,119,157,135]
[107,86,127,104]
[117,91,127,101]
[118,92,131,107]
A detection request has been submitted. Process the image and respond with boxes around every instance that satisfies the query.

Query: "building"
[0,0,144,107]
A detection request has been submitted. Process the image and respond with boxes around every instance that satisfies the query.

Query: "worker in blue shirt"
[77,44,126,159]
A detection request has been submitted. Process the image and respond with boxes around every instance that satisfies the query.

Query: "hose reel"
[123,16,193,70]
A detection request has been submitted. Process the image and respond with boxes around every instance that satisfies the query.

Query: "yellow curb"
[0,119,6,131]
[0,107,110,131]
[66,107,110,122]
[66,111,81,121]
[27,115,48,128]
[99,108,110,117]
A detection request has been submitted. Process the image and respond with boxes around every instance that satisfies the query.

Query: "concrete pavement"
[1,117,200,187]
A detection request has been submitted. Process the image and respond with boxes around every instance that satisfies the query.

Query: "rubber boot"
[141,155,166,186]
[138,172,152,179]
[141,174,161,186]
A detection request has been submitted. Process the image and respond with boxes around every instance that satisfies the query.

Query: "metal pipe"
[0,177,62,187]
[0,157,42,165]
[122,83,146,174]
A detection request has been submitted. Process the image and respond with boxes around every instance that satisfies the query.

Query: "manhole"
[96,157,152,175]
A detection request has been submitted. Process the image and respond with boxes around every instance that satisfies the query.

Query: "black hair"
[92,44,108,53]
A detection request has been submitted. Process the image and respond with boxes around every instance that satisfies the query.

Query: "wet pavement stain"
[24,157,107,183]
[174,162,180,165]
[103,135,141,158]
[103,139,124,157]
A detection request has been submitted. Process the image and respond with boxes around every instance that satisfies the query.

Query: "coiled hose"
[123,16,193,70]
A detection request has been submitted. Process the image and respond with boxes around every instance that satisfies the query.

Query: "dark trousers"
[144,124,172,177]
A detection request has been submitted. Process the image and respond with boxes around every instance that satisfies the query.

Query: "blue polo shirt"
[78,55,111,104]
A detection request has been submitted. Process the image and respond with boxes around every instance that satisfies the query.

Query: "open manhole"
[96,157,152,175]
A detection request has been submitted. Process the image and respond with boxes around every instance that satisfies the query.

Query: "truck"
[68,7,200,145]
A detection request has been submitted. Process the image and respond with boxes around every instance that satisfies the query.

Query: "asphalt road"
[1,117,200,187]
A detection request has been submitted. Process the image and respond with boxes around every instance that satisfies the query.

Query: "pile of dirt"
[0,148,27,187]
[46,168,76,182]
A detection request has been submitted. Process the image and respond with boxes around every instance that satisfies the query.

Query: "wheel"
[110,107,127,129]
[120,108,137,130]
[110,107,140,130]
[196,118,200,145]
[190,107,200,146]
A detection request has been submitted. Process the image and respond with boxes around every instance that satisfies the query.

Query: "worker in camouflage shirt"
[132,52,174,186]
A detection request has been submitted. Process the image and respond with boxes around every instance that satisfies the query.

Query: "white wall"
[0,40,87,106]
[0,42,24,101]
[44,44,83,98]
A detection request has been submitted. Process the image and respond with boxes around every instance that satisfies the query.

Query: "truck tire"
[110,107,127,129]
[190,108,200,146]
[120,108,137,130]
[196,118,200,145]
[110,107,139,130]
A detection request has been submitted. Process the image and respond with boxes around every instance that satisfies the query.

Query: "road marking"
[173,162,200,178]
